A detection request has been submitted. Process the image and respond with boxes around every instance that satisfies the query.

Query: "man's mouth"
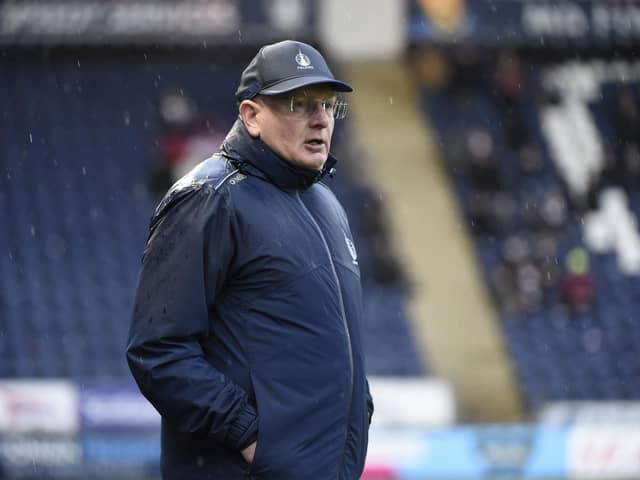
[304,139,326,153]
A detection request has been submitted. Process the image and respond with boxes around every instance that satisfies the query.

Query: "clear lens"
[289,97,308,116]
[287,95,348,119]
[332,101,348,120]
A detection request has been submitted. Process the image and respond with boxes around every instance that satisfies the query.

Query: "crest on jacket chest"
[344,233,358,266]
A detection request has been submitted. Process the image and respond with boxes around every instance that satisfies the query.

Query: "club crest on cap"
[295,49,313,70]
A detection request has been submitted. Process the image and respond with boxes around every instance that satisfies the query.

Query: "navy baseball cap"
[235,40,353,102]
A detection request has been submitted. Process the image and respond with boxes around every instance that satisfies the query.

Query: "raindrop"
[388,97,394,105]
[76,59,81,68]
[30,226,36,237]
[123,111,131,126]
[28,133,33,143]
[82,166,87,176]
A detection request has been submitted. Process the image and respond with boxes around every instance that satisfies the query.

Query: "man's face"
[247,85,338,171]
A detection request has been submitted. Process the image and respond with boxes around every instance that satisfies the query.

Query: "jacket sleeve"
[126,185,257,451]
[366,379,374,425]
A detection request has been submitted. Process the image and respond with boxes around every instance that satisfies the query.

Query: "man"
[127,40,373,480]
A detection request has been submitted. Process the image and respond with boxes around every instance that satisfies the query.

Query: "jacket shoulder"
[171,154,241,193]
[151,155,239,226]
[315,181,347,215]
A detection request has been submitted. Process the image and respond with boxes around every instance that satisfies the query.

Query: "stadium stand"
[415,48,640,408]
[343,60,522,421]
[0,57,424,381]
[7,1,640,478]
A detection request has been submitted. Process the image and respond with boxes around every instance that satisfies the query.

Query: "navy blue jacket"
[127,119,373,480]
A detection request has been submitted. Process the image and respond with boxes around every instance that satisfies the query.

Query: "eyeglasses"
[265,94,349,120]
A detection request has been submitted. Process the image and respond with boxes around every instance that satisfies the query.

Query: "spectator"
[468,190,516,235]
[159,88,198,132]
[622,144,640,188]
[149,89,226,194]
[502,233,531,268]
[523,187,569,232]
[447,47,487,99]
[493,50,525,106]
[491,260,545,313]
[614,87,640,149]
[490,261,520,312]
[467,191,496,235]
[466,127,502,191]
[412,46,451,92]
[561,247,595,312]
[517,262,544,312]
[492,50,531,152]
[491,234,546,313]
[518,144,545,175]
[532,232,562,292]
[609,88,640,190]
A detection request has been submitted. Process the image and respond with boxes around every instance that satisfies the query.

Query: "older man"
[127,40,373,480]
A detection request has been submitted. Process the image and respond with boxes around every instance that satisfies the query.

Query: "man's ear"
[239,99,261,138]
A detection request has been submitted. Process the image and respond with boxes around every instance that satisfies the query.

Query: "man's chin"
[293,154,326,171]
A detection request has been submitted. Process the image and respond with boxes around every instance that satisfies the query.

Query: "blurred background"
[1,0,640,478]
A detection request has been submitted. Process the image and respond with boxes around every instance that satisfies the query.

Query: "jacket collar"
[221,118,337,191]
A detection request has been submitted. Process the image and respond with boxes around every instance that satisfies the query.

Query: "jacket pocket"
[247,371,269,474]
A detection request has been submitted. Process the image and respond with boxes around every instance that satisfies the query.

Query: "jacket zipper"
[296,191,354,476]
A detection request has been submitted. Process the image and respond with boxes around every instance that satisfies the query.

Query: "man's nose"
[309,101,331,125]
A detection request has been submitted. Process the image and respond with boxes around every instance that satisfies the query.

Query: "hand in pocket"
[242,441,257,464]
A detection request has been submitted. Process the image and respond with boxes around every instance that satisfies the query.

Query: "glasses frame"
[261,92,349,120]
